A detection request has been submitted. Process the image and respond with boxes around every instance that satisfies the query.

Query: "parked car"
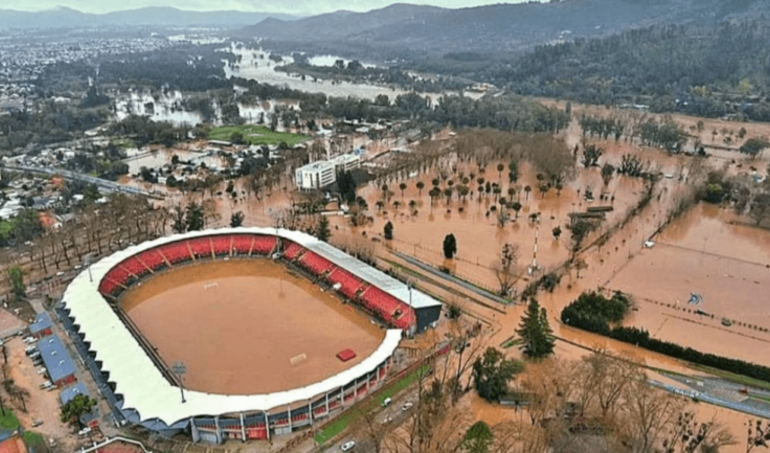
[381,397,392,407]
[22,336,36,344]
[341,441,356,452]
[401,402,413,411]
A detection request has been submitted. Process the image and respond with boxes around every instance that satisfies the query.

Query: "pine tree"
[516,298,555,358]
[383,221,394,240]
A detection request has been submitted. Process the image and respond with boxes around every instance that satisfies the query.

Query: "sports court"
[120,259,385,395]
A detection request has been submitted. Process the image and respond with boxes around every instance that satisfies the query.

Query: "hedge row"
[561,292,770,383]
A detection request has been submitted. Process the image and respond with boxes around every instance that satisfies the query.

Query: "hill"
[0,6,298,29]
[241,0,770,56]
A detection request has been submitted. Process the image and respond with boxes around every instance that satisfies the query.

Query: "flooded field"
[608,203,770,365]
[123,148,227,174]
[120,259,385,395]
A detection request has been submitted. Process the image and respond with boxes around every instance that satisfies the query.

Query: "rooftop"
[37,335,76,382]
[59,382,89,405]
[29,312,52,335]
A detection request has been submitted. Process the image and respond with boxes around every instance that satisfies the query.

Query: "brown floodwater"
[120,259,384,395]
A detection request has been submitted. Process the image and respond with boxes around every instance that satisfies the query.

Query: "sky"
[2,0,530,16]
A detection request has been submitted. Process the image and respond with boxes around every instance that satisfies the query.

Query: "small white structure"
[295,153,360,190]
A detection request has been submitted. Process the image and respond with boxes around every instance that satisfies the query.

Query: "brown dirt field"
[120,259,385,395]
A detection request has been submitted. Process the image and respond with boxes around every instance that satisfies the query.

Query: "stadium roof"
[37,335,76,382]
[29,312,52,335]
[280,229,441,310]
[62,227,407,427]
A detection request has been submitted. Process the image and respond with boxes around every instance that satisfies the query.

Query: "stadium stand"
[121,257,149,279]
[327,268,364,299]
[188,237,213,259]
[211,236,233,256]
[231,235,254,255]
[298,251,334,275]
[282,242,305,261]
[158,242,193,264]
[251,236,277,256]
[137,249,166,271]
[98,277,121,296]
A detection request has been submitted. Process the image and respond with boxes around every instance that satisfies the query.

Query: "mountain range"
[240,0,770,56]
[0,6,297,29]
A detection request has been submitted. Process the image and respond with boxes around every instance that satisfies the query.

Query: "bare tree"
[494,243,520,297]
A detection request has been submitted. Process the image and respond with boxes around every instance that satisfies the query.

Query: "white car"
[341,441,356,451]
[401,402,413,411]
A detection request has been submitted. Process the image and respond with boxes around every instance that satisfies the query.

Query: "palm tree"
[512,202,522,220]
[399,182,407,197]
[497,163,504,180]
[432,178,440,187]
[443,187,454,204]
[524,185,532,201]
[416,181,425,195]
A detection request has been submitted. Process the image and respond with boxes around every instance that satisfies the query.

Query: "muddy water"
[121,259,385,395]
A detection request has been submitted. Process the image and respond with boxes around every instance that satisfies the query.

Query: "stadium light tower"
[85,253,93,283]
[172,362,187,403]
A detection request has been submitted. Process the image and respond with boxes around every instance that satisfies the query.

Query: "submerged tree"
[316,215,331,242]
[472,347,523,402]
[443,233,458,259]
[384,221,394,240]
[494,243,519,297]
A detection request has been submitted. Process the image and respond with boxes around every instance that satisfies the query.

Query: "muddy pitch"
[120,259,385,395]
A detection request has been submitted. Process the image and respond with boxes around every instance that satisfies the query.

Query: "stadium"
[58,227,442,443]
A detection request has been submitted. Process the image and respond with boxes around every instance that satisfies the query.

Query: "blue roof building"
[59,382,89,405]
[29,312,53,338]
[37,335,77,387]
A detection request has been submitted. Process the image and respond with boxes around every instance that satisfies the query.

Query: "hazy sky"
[3,0,529,16]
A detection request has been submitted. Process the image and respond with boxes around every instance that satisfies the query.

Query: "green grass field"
[208,125,309,147]
[313,365,430,445]
[0,410,19,430]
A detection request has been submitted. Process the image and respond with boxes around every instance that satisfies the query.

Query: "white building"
[295,153,360,190]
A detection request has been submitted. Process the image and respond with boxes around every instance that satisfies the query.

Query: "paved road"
[3,164,163,199]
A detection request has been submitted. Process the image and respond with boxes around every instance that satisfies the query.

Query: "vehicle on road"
[381,397,392,407]
[402,402,413,411]
[341,441,356,451]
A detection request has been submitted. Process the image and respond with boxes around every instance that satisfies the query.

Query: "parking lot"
[4,333,85,452]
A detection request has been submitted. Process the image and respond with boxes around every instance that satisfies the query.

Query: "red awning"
[336,349,356,362]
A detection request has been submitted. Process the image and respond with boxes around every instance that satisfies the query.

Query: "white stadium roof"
[62,227,418,426]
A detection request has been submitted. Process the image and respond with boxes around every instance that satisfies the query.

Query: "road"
[3,164,163,199]
[325,395,418,453]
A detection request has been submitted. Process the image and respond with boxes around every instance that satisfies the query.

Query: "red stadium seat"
[251,236,277,256]
[158,241,193,264]
[188,237,213,259]
[136,249,166,271]
[282,242,305,261]
[298,251,334,275]
[98,277,121,295]
[231,235,254,255]
[211,235,233,256]
[120,257,149,279]
[328,268,364,299]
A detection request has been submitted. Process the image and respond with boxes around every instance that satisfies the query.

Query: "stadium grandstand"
[58,228,442,442]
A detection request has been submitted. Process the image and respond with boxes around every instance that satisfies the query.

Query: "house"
[0,435,28,453]
[38,335,77,388]
[29,312,53,339]
[60,382,99,428]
